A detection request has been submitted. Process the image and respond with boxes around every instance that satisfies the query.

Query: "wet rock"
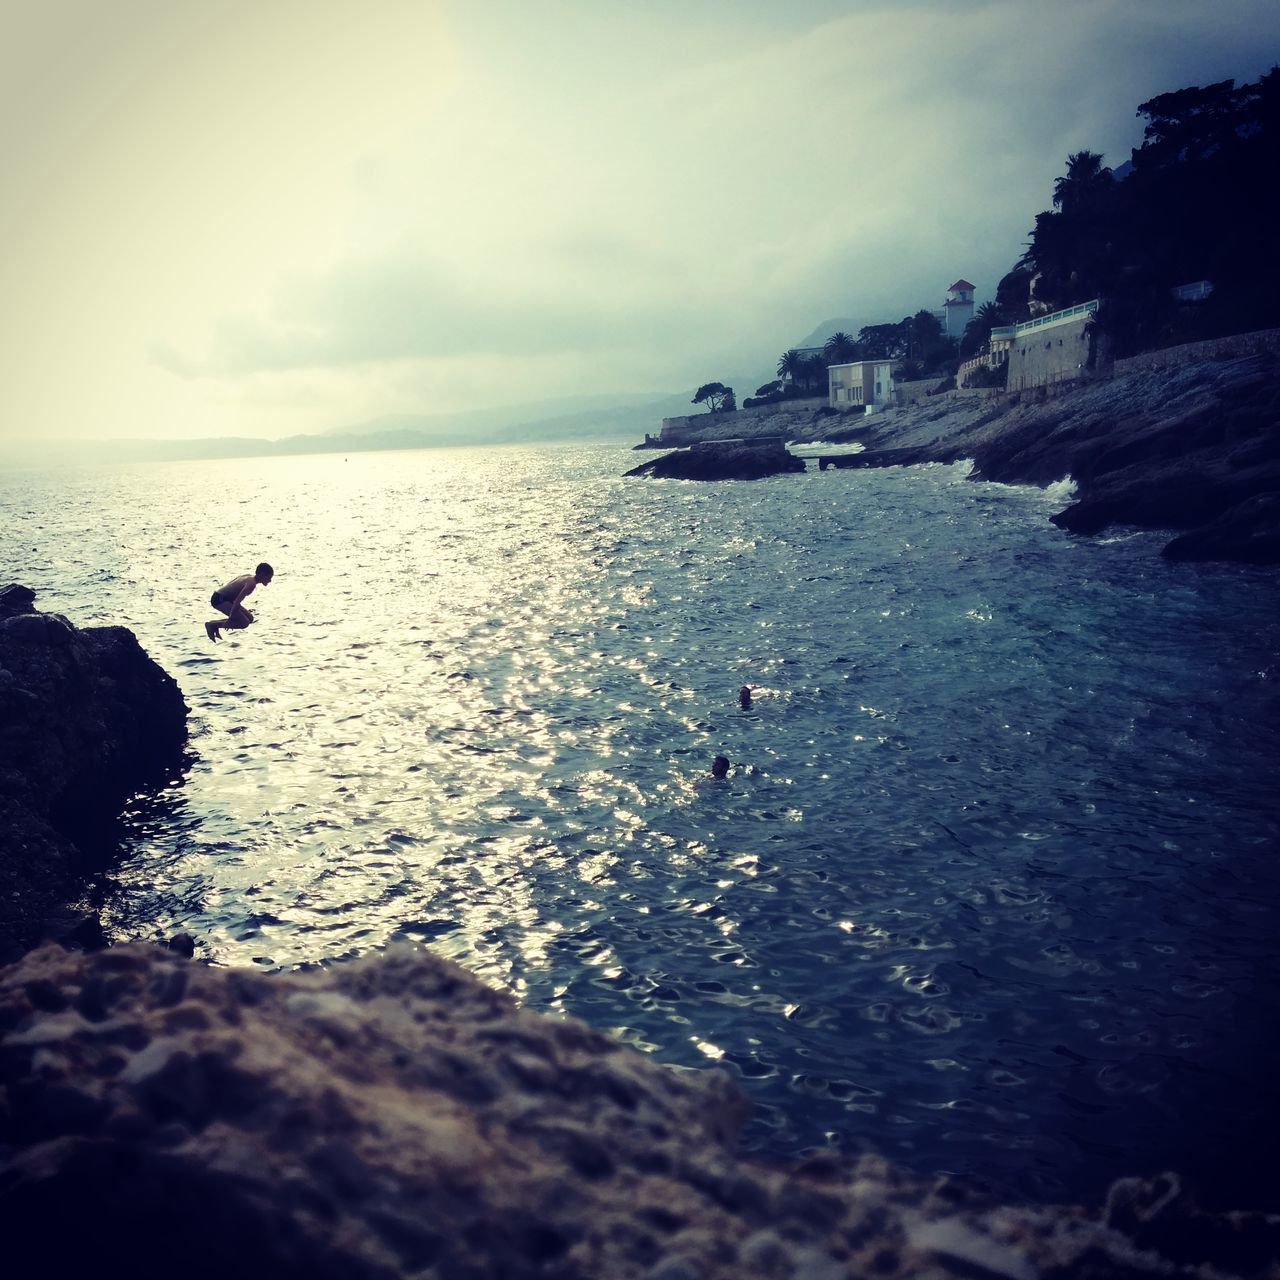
[654,352,1280,562]
[2,942,1276,1280]
[0,583,37,619]
[626,444,806,482]
[0,588,188,962]
[858,353,1280,564]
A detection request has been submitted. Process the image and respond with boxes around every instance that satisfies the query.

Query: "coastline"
[636,345,1280,565]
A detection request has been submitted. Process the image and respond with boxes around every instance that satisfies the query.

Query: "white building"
[828,360,894,411]
[936,279,976,339]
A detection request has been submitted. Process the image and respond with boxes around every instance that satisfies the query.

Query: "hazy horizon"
[2,0,1276,449]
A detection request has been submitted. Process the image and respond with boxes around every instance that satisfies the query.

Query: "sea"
[2,442,1279,1209]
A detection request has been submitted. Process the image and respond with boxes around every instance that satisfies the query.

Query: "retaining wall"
[1006,313,1093,391]
[1112,326,1280,375]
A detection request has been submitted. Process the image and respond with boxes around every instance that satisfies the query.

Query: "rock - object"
[0,587,188,961]
[651,353,1280,562]
[627,442,806,482]
[3,941,1278,1280]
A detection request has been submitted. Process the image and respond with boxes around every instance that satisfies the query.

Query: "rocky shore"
[4,592,1279,1278]
[4,940,1279,1280]
[0,586,188,962]
[636,349,1280,565]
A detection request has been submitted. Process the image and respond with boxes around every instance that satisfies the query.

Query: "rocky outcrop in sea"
[625,441,806,481]
[4,940,1278,1280]
[0,586,188,961]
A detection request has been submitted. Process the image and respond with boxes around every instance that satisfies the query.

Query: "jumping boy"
[206,562,273,642]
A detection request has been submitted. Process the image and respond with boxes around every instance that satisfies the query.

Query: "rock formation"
[626,442,807,482]
[3,940,1278,1280]
[642,351,1280,563]
[0,587,188,962]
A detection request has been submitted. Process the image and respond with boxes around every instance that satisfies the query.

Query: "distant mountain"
[1,390,697,467]
[795,318,868,351]
[321,390,695,450]
[323,390,688,443]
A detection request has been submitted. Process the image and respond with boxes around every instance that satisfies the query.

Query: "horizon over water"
[3,442,1279,1208]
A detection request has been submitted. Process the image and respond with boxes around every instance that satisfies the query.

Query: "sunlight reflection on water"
[3,443,1280,1205]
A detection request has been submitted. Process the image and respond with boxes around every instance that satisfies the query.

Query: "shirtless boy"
[206,562,273,642]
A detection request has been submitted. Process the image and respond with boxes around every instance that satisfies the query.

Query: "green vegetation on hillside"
[1007,67,1279,356]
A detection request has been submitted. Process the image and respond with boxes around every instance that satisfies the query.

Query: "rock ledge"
[2,942,1277,1280]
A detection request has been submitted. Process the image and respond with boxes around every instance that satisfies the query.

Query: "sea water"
[2,443,1278,1207]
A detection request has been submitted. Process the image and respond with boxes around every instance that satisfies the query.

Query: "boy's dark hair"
[256,562,274,578]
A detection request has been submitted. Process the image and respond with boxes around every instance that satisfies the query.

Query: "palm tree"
[1052,150,1112,216]
[777,349,806,384]
[961,300,1008,359]
[823,332,859,364]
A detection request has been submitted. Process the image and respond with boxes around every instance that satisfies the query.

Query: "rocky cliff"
[3,940,1278,1280]
[0,586,188,961]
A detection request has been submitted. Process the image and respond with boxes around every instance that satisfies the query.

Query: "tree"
[800,354,826,392]
[960,300,1008,359]
[857,324,905,361]
[692,382,735,412]
[995,265,1034,321]
[1023,151,1121,311]
[754,380,784,397]
[1052,150,1112,216]
[992,68,1280,355]
[823,331,860,364]
[776,349,806,383]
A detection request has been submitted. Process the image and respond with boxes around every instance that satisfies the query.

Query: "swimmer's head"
[711,755,730,778]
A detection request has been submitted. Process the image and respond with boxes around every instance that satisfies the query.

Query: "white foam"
[788,440,866,455]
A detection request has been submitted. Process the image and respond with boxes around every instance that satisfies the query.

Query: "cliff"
[0,586,189,962]
[3,940,1278,1280]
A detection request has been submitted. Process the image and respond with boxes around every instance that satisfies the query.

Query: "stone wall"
[1112,326,1280,375]
[1006,312,1093,391]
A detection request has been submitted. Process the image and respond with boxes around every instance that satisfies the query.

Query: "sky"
[1,0,1277,447]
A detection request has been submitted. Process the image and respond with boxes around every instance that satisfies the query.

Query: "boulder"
[627,444,806,482]
[3,941,1277,1280]
[0,587,188,961]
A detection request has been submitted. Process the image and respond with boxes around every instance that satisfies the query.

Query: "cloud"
[4,0,1278,441]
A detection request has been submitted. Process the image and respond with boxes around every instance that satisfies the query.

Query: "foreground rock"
[0,587,188,961]
[626,442,807,482]
[2,943,1277,1280]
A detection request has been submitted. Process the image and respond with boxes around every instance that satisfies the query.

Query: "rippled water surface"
[4,444,1279,1206]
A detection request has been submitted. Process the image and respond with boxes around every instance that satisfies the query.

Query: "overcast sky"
[1,0,1276,445]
